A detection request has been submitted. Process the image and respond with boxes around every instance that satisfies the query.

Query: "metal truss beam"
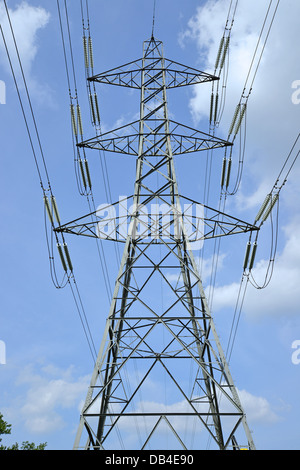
[77,119,232,156]
[88,58,219,90]
[55,194,258,242]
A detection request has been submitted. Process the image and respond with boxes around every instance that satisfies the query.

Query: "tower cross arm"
[88,58,219,89]
[76,119,232,156]
[53,195,259,243]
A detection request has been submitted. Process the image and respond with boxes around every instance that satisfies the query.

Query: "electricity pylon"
[57,36,258,450]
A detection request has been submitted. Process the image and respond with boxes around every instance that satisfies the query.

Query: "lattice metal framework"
[57,36,258,450]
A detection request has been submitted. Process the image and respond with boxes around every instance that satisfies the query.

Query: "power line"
[273,132,300,193]
[1,0,51,191]
[1,0,97,364]
[245,130,300,290]
[203,0,281,388]
[151,0,157,37]
[56,0,115,301]
[199,0,239,300]
[55,3,126,446]
[227,0,281,144]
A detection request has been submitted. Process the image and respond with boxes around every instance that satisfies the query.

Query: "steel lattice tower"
[57,36,258,450]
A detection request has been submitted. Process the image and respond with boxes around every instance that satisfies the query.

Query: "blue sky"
[0,0,300,450]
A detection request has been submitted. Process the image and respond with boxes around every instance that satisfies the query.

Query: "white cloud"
[180,0,300,181]
[113,387,279,441]
[179,0,268,124]
[233,180,274,213]
[209,217,300,318]
[177,0,300,323]
[244,218,300,317]
[0,1,51,101]
[166,253,227,286]
[13,363,89,434]
[237,388,279,424]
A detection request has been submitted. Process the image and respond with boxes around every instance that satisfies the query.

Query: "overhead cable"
[2,0,97,362]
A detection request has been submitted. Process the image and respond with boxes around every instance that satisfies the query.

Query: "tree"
[0,413,47,450]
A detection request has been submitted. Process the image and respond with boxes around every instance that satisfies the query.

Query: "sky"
[0,0,300,451]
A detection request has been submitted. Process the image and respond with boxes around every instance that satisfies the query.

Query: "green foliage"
[0,413,11,440]
[0,413,47,450]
